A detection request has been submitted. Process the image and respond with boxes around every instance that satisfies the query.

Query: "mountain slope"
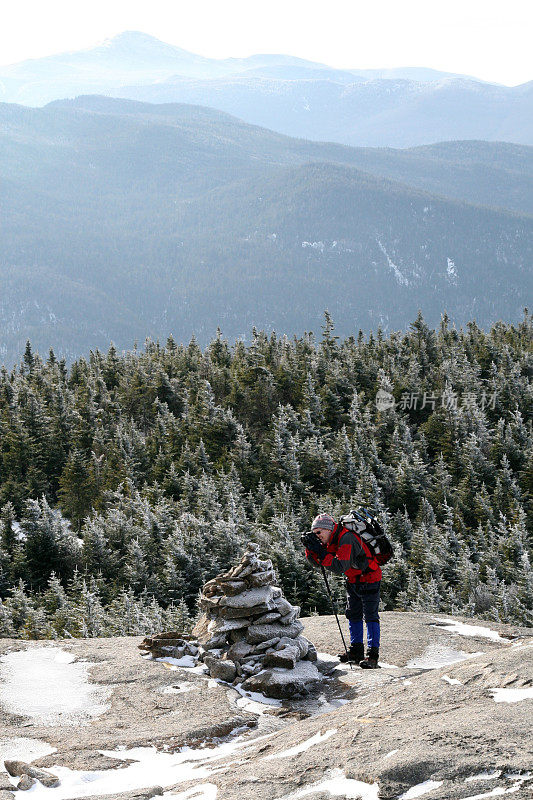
[1,99,531,364]
[9,96,532,215]
[109,74,533,148]
[1,32,531,148]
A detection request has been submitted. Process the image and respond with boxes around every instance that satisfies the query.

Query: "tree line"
[0,310,531,637]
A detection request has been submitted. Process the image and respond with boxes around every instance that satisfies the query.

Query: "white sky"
[1,0,532,86]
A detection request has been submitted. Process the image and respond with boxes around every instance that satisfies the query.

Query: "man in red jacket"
[303,512,382,668]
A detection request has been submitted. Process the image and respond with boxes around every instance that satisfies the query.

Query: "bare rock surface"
[0,612,531,800]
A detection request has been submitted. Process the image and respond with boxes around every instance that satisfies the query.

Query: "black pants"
[345,581,381,649]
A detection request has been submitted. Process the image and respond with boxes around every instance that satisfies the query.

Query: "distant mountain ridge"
[1,31,531,147]
[0,97,531,364]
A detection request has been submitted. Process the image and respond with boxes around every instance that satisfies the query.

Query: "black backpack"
[339,507,394,566]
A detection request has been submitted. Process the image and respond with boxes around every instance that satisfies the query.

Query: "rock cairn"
[192,543,321,698]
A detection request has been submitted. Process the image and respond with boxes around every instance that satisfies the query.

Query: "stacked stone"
[192,543,321,698]
[138,632,198,661]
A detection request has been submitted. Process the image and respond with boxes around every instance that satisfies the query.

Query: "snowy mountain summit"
[0,612,531,799]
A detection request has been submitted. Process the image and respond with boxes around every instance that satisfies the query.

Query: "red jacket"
[306,524,382,584]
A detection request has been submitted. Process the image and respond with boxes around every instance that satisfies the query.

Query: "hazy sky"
[2,0,532,85]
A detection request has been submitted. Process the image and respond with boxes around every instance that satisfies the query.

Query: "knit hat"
[311,513,336,532]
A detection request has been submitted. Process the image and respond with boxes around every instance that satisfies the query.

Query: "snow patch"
[376,240,409,286]
[20,732,267,799]
[317,652,338,662]
[489,687,533,703]
[264,729,337,760]
[272,767,379,799]
[407,644,483,670]
[465,772,502,782]
[399,780,444,799]
[384,749,399,759]
[0,647,110,726]
[231,682,282,713]
[442,674,463,686]
[164,785,218,799]
[446,258,458,284]
[156,655,197,668]
[162,683,195,695]
[0,737,56,764]
[432,618,508,643]
[460,772,532,799]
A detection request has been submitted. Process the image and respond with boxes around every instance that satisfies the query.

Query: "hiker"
[302,512,382,668]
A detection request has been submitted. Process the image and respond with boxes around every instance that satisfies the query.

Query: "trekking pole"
[320,565,353,670]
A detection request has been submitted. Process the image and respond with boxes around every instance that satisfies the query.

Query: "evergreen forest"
[0,311,532,639]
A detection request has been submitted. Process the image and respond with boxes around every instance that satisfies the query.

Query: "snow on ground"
[162,784,218,799]
[399,780,444,799]
[263,729,337,760]
[489,687,533,703]
[460,772,533,799]
[317,652,338,662]
[272,767,379,799]
[406,644,483,670]
[17,731,277,799]
[161,683,195,695]
[465,771,502,782]
[384,749,399,759]
[152,653,283,714]
[156,655,197,668]
[0,737,56,763]
[376,239,409,286]
[442,674,463,686]
[432,618,509,643]
[0,647,110,726]
[230,682,282,714]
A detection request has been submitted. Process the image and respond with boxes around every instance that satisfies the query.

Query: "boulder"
[219,586,274,609]
[204,656,237,683]
[241,661,322,699]
[227,641,254,661]
[4,762,59,788]
[218,606,262,620]
[17,776,35,791]
[247,570,276,587]
[307,643,318,661]
[280,608,300,625]
[264,644,300,669]
[246,621,304,644]
[276,635,309,659]
[252,611,282,625]
[219,580,247,596]
[274,597,294,616]
[207,617,251,635]
[254,637,281,652]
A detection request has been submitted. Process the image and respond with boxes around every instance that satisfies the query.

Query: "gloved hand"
[301,531,327,560]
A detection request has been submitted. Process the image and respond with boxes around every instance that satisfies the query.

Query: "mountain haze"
[1,97,531,364]
[1,32,531,148]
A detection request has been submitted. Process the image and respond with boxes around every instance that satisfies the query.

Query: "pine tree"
[58,449,98,531]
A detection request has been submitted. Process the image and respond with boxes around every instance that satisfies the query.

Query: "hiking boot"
[338,642,365,663]
[359,647,380,669]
